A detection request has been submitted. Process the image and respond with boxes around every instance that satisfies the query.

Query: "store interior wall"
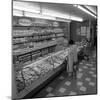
[70,20,97,46]
[70,21,80,42]
[70,20,90,42]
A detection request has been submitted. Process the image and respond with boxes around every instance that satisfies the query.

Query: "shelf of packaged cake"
[13,28,64,38]
[13,40,57,56]
[13,33,58,45]
[13,32,64,38]
[13,34,64,45]
[13,23,53,28]
[13,37,50,45]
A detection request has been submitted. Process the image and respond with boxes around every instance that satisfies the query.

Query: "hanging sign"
[18,18,32,26]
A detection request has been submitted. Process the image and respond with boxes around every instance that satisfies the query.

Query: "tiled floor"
[34,48,97,98]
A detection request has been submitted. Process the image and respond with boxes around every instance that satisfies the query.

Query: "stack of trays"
[18,54,31,63]
[32,51,41,60]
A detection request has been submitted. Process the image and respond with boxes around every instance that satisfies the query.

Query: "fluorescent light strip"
[77,5,97,18]
[24,11,56,20]
[43,10,83,22]
[56,17,71,22]
[13,1,83,22]
[70,16,83,22]
[13,9,23,16]
[42,9,70,19]
[13,7,83,22]
[85,6,97,15]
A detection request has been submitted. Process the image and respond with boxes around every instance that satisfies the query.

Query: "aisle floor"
[34,49,97,98]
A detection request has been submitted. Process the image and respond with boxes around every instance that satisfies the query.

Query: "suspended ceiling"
[40,3,97,20]
[13,0,97,21]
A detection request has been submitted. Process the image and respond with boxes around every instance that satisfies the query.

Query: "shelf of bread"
[13,28,63,38]
[13,33,64,45]
[13,22,53,27]
[13,37,53,45]
[13,40,57,56]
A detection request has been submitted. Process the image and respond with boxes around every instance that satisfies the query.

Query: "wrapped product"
[25,75,38,87]
[51,56,62,64]
[46,58,54,65]
[22,67,38,80]
[57,54,65,60]
[32,66,41,75]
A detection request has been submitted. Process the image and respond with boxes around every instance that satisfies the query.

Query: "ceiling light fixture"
[70,16,83,22]
[42,9,70,19]
[56,17,71,22]
[13,9,23,16]
[73,4,78,7]
[77,5,97,18]
[84,6,97,15]
[24,11,56,20]
[42,9,83,22]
